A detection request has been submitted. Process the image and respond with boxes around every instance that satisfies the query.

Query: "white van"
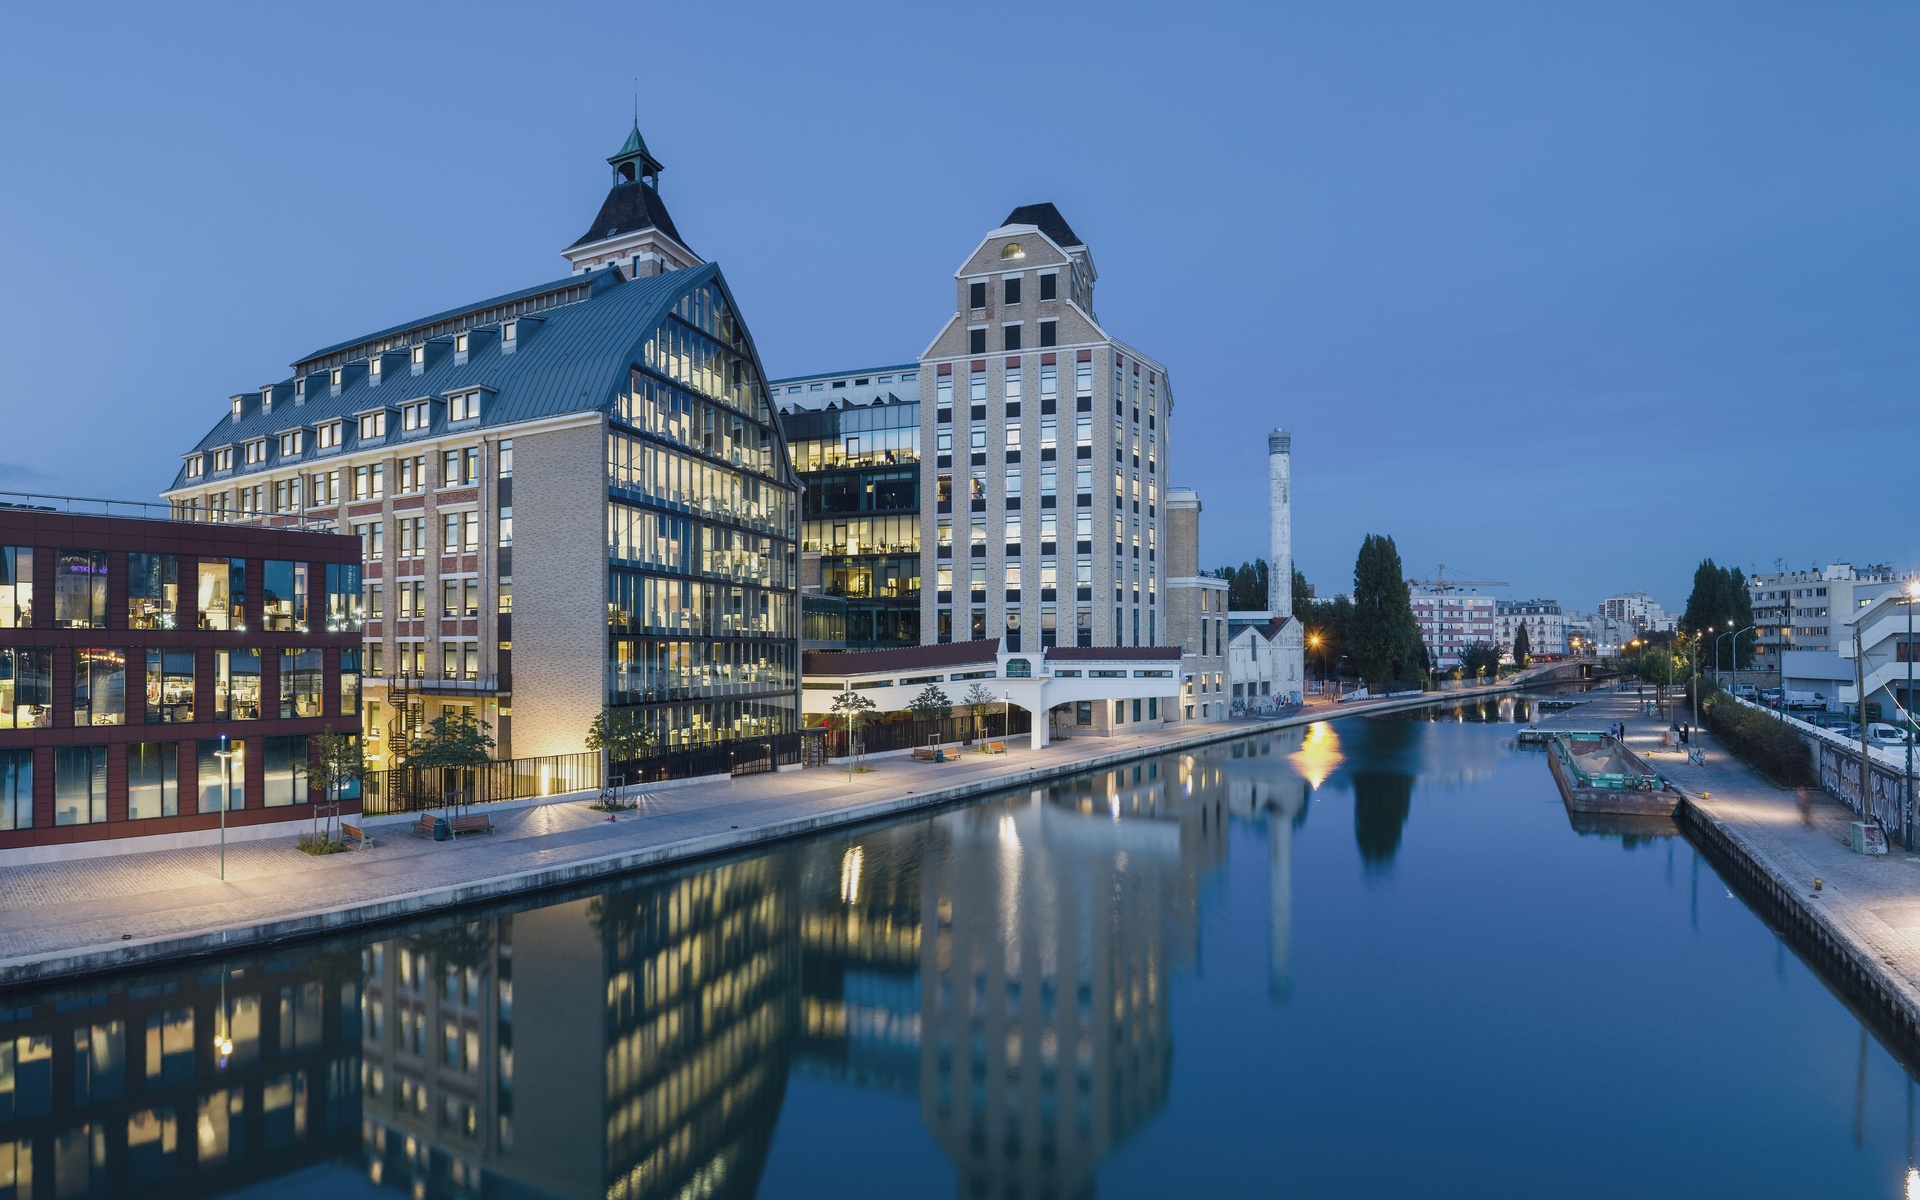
[1867,723,1914,749]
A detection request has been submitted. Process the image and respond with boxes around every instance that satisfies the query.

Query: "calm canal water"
[3,695,1919,1199]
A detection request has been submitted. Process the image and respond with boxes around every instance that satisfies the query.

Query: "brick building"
[0,499,362,861]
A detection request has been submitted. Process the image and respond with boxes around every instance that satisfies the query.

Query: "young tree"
[1460,643,1501,682]
[408,712,496,812]
[1350,534,1422,689]
[1512,622,1532,668]
[962,682,999,741]
[585,707,654,800]
[907,683,953,727]
[314,725,365,845]
[829,689,877,767]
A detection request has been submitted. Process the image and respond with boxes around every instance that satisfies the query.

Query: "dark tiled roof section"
[1003,203,1082,249]
[569,181,690,252]
[1259,615,1294,640]
[1043,646,1182,662]
[803,640,1001,675]
[171,263,758,492]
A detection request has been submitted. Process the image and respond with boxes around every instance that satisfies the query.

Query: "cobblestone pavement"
[1537,686,1920,1011]
[0,683,1520,977]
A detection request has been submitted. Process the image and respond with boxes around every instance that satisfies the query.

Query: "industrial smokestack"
[1268,428,1292,618]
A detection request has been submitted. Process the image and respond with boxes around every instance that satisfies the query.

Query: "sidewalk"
[0,682,1524,985]
[1537,687,1920,1034]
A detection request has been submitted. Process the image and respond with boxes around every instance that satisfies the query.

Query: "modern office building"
[0,499,362,861]
[917,204,1172,654]
[1495,598,1565,660]
[1409,588,1497,670]
[162,123,803,764]
[774,368,922,650]
[1163,488,1228,721]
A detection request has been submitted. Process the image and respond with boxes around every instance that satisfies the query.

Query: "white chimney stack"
[1268,428,1292,619]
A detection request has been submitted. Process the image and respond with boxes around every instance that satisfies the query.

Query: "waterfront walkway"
[0,692,1380,985]
[1537,688,1920,1036]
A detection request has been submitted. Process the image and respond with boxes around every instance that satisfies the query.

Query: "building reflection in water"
[0,745,1269,1200]
[0,948,362,1198]
[1222,727,1318,995]
[358,856,799,1200]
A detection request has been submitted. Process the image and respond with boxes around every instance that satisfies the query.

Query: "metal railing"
[361,751,599,815]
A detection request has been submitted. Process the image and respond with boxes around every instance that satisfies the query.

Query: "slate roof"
[1003,203,1083,249]
[569,181,690,253]
[168,261,756,493]
[803,639,1001,676]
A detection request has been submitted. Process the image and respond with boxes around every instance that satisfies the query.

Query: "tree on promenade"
[1682,559,1756,666]
[1512,622,1532,668]
[1351,534,1423,688]
[962,682,998,741]
[585,707,654,800]
[409,711,496,812]
[314,725,365,845]
[908,684,953,726]
[830,690,877,765]
[1460,642,1500,683]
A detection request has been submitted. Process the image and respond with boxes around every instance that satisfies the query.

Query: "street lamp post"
[213,734,235,881]
[1905,580,1918,849]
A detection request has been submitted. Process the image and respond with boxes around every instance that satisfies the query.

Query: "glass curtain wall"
[604,281,800,748]
[127,553,179,630]
[0,547,31,627]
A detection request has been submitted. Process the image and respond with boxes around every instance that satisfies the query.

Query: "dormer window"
[449,390,484,423]
[213,447,234,472]
[231,397,244,417]
[317,421,343,449]
[401,401,432,432]
[244,439,268,466]
[411,345,425,366]
[279,430,304,457]
[185,456,205,479]
[294,377,305,399]
[455,333,469,355]
[359,412,387,440]
[502,321,517,344]
[261,388,274,412]
[369,357,382,378]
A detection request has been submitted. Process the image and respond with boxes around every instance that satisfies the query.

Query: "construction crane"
[1407,564,1509,593]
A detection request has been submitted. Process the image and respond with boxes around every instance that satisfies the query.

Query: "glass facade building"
[774,369,922,650]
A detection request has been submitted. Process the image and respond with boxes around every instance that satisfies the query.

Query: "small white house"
[1228,615,1305,713]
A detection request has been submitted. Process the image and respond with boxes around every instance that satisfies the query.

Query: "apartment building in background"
[1409,588,1497,670]
[775,368,922,650]
[1495,598,1565,660]
[0,501,361,861]
[1748,562,1897,662]
[918,204,1171,654]
[1595,592,1675,634]
[162,124,802,765]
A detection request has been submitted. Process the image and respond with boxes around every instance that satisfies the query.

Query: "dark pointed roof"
[569,181,690,253]
[1003,203,1083,249]
[614,122,649,159]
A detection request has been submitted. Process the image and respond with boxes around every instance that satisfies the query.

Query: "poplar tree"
[1350,534,1422,688]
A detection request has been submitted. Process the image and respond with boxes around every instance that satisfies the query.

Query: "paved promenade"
[0,678,1554,986]
[1537,687,1920,1044]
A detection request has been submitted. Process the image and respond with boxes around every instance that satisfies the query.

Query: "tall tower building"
[1268,428,1292,619]
[918,204,1172,651]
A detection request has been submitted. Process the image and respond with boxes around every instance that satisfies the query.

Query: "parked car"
[1829,723,1862,742]
[1867,722,1915,749]
[1733,684,1758,701]
[1760,688,1784,706]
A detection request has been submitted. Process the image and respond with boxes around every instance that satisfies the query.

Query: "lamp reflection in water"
[1289,721,1344,790]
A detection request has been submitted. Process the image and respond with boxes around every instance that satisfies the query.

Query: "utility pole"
[1906,583,1916,849]
[1857,623,1877,831]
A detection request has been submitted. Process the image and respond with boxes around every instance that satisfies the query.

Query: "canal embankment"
[1534,689,1920,1063]
[0,677,1552,987]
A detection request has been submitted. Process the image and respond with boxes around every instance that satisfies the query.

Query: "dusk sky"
[2,2,1914,612]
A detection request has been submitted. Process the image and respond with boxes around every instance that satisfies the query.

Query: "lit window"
[1001,242,1025,259]
[449,391,482,422]
[278,430,303,457]
[213,448,234,472]
[454,333,469,355]
[185,456,204,479]
[317,421,342,449]
[358,412,387,440]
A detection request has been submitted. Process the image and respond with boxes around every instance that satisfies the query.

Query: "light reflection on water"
[0,701,1917,1198]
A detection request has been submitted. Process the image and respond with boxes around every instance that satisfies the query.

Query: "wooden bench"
[341,822,373,849]
[449,813,494,836]
[412,813,439,836]
[984,741,1007,755]
[912,746,952,763]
